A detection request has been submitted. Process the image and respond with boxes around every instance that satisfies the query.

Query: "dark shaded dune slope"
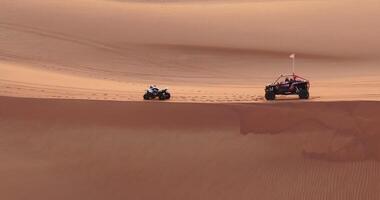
[236,102,380,161]
[1,96,380,200]
[1,96,379,162]
[0,96,239,130]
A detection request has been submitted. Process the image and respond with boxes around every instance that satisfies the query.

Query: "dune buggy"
[265,74,310,100]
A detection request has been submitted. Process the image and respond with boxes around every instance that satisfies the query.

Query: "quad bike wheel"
[159,94,165,100]
[143,93,153,100]
[298,89,309,99]
[159,93,170,100]
[265,91,276,100]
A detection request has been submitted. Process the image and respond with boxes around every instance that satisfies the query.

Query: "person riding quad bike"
[147,85,159,95]
[143,85,171,100]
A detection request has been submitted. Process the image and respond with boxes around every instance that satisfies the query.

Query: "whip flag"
[289,53,296,74]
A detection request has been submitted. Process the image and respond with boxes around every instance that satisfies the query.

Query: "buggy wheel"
[265,91,276,101]
[298,89,309,99]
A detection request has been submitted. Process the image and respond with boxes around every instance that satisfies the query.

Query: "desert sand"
[0,0,380,199]
[1,96,380,200]
[1,0,380,102]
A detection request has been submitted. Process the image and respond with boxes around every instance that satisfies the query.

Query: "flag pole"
[292,55,295,75]
[290,53,296,76]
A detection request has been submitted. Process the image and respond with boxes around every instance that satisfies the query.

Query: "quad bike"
[265,74,310,100]
[143,87,171,100]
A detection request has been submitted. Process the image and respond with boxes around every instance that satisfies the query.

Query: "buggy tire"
[298,89,309,99]
[265,91,276,101]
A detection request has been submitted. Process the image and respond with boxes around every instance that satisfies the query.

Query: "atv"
[143,86,171,100]
[265,74,310,100]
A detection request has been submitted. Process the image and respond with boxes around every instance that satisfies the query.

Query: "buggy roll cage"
[272,74,309,85]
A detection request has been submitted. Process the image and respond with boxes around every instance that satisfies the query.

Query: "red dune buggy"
[265,74,310,100]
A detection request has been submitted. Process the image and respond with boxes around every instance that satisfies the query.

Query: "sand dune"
[1,96,380,200]
[1,0,380,101]
[1,0,380,199]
